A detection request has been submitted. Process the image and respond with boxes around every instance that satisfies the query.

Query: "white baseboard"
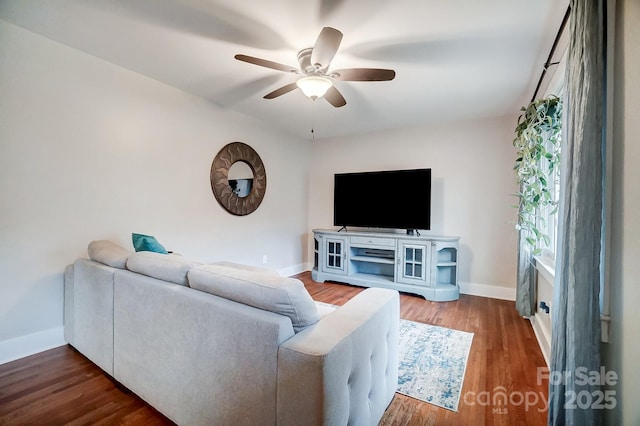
[0,326,66,365]
[279,263,312,278]
[288,268,516,301]
[459,282,516,301]
[530,315,551,366]
[289,268,516,301]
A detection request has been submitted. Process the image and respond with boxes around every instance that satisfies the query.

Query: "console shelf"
[312,229,460,301]
[350,255,396,264]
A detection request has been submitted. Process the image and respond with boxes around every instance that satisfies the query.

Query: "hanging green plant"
[513,95,562,254]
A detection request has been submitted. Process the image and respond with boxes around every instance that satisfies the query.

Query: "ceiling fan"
[234,27,396,107]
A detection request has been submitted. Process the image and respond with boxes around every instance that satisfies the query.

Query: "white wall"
[307,116,519,298]
[604,0,640,423]
[0,20,310,362]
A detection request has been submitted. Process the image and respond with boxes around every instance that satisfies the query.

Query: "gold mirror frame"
[210,142,266,216]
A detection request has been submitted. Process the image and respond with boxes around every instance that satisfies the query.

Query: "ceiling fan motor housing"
[298,48,325,74]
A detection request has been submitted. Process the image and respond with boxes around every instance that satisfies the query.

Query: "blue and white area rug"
[397,319,474,411]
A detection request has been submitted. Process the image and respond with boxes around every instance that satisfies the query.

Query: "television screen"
[333,168,431,231]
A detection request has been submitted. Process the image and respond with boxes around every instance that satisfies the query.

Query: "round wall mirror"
[210,142,266,216]
[227,161,254,198]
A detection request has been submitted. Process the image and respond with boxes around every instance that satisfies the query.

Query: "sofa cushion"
[209,261,280,276]
[314,301,337,318]
[88,240,132,269]
[188,265,320,333]
[126,251,200,286]
[132,233,168,254]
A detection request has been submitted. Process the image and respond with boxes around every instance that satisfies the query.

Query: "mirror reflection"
[228,161,254,198]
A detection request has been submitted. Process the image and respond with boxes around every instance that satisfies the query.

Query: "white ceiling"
[0,0,568,140]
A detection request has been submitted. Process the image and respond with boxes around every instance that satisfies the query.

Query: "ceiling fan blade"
[263,82,299,99]
[324,86,346,107]
[331,68,396,81]
[235,54,298,73]
[310,27,343,69]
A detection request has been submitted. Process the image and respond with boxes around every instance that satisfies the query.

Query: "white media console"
[311,229,460,301]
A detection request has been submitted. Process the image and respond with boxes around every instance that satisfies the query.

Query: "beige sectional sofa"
[64,241,399,425]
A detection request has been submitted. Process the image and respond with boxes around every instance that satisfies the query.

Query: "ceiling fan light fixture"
[296,76,332,100]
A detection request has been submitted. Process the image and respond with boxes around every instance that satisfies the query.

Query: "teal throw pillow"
[132,233,168,254]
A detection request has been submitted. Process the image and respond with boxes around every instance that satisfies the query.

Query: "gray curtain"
[548,0,604,425]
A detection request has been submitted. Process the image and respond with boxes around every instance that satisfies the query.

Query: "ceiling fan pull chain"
[311,103,315,140]
[311,100,317,140]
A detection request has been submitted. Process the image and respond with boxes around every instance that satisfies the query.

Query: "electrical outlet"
[262,255,268,264]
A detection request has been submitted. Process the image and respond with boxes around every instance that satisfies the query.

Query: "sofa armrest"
[277,287,399,426]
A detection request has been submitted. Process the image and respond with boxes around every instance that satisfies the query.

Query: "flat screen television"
[333,168,431,233]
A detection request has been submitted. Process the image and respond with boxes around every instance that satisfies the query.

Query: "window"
[539,114,562,262]
[538,65,566,264]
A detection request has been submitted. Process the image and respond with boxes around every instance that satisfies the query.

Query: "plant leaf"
[512,95,562,248]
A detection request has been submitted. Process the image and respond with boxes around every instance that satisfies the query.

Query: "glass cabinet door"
[397,241,429,286]
[321,237,347,275]
[404,246,423,278]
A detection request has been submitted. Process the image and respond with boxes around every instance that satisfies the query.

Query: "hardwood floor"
[0,344,173,425]
[301,273,549,426]
[0,272,548,425]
